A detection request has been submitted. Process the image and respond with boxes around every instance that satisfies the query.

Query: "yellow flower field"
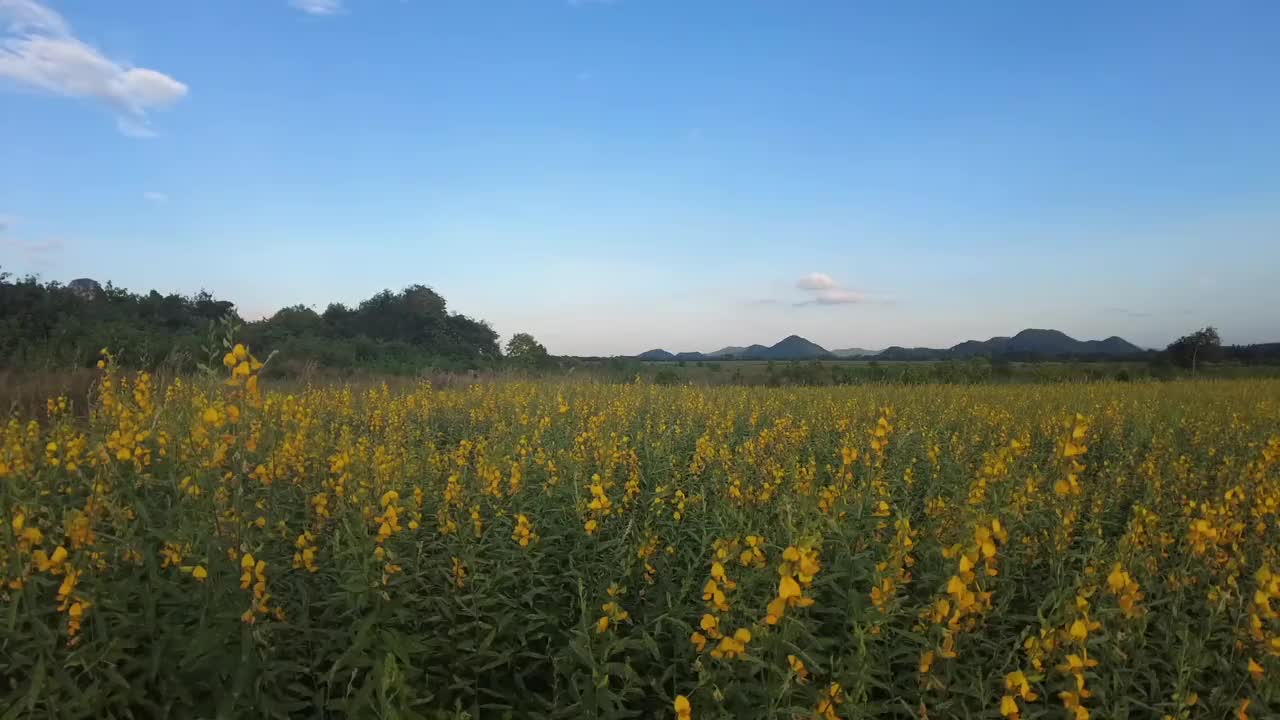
[3,348,1279,718]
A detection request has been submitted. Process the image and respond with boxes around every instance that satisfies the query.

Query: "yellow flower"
[1106,565,1129,594]
[1000,695,1020,718]
[192,565,208,581]
[44,545,69,570]
[699,613,720,637]
[240,553,255,589]
[816,682,844,720]
[1058,653,1097,673]
[787,654,809,683]
[56,568,79,604]
[710,561,734,588]
[702,579,730,612]
[765,595,787,625]
[1248,657,1264,681]
[673,694,691,720]
[1005,670,1038,701]
[66,600,90,642]
[709,627,751,660]
[690,631,707,652]
[779,575,802,600]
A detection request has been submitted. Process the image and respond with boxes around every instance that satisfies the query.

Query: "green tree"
[505,332,551,368]
[0,274,501,374]
[1167,326,1221,373]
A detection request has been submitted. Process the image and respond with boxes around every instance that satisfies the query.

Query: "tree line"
[1164,326,1280,370]
[0,272,551,375]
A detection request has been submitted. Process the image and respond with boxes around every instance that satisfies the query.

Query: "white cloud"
[289,0,345,15]
[796,272,837,290]
[0,0,187,136]
[792,272,866,306]
[143,191,168,202]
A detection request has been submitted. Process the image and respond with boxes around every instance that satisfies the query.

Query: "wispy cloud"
[1103,306,1153,319]
[142,191,168,203]
[1,232,63,268]
[2,236,62,257]
[289,0,345,15]
[797,287,866,306]
[0,215,63,268]
[117,117,158,138]
[0,0,188,137]
[0,0,62,34]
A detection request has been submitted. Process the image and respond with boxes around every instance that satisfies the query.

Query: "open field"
[3,352,1279,718]
[632,358,1280,386]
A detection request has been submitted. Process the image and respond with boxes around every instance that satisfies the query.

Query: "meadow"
[2,346,1278,718]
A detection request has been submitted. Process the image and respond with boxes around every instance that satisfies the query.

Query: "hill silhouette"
[638,329,1146,362]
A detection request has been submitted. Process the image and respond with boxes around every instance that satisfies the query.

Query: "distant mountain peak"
[636,335,831,361]
[768,335,831,358]
[1012,328,1071,340]
[67,278,103,300]
[946,329,1141,359]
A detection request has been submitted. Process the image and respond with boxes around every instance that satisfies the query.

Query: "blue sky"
[2,0,1277,355]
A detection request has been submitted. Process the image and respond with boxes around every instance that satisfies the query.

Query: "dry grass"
[0,369,98,419]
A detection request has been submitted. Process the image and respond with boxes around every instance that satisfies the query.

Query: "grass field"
[637,358,1158,386]
[3,348,1278,718]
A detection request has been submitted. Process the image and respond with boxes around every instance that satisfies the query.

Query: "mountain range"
[636,329,1145,362]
